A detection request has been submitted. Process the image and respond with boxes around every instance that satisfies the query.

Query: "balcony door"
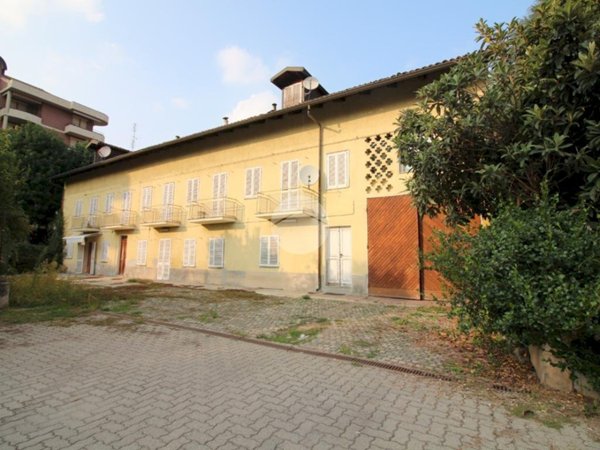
[157,239,171,281]
[162,183,175,221]
[327,227,352,287]
[281,160,299,210]
[212,173,227,215]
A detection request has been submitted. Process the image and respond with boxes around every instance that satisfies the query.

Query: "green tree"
[396,0,600,224]
[0,132,29,274]
[7,124,92,245]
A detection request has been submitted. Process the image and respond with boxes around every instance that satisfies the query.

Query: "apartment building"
[0,56,108,146]
[60,59,457,299]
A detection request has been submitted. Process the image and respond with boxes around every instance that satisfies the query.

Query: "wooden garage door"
[367,195,447,299]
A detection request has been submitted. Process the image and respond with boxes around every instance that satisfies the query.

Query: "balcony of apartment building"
[0,95,42,127]
[140,205,183,229]
[65,114,104,142]
[187,197,242,225]
[256,187,319,221]
[70,214,101,233]
[101,210,138,231]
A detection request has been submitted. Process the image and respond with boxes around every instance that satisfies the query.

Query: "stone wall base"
[528,345,599,400]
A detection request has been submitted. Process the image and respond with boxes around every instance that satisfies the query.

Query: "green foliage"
[430,195,600,390]
[0,132,29,274]
[396,0,600,224]
[6,124,92,244]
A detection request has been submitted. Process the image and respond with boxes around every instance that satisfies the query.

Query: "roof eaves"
[58,56,461,180]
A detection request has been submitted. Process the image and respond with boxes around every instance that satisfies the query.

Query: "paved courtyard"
[1,319,598,449]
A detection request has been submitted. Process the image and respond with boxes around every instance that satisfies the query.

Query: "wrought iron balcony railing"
[187,197,242,225]
[71,215,101,231]
[256,187,318,221]
[140,205,183,228]
[101,210,138,231]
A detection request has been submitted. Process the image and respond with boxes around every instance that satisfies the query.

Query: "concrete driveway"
[0,319,597,450]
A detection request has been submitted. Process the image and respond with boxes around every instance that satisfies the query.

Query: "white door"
[162,183,175,221]
[157,239,171,280]
[76,244,84,273]
[121,191,132,224]
[327,227,352,287]
[281,160,299,210]
[212,173,227,215]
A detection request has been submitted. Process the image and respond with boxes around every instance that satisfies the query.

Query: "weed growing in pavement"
[338,344,356,356]
[257,320,330,345]
[302,294,311,300]
[198,309,219,323]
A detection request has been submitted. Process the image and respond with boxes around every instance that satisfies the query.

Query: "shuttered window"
[100,242,109,262]
[326,151,349,189]
[186,178,199,204]
[65,242,74,259]
[163,182,175,205]
[142,186,153,210]
[259,235,279,267]
[89,196,99,215]
[104,193,114,213]
[74,199,83,217]
[183,239,196,267]
[209,238,224,268]
[122,191,132,210]
[136,240,147,266]
[244,167,261,198]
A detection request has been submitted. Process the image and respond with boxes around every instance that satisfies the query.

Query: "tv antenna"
[131,123,137,150]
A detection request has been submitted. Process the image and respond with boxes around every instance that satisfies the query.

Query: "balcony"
[140,206,182,229]
[71,215,101,232]
[101,210,138,231]
[64,124,105,142]
[0,107,42,125]
[187,198,242,225]
[256,188,319,221]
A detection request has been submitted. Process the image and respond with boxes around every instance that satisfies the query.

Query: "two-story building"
[0,56,108,146]
[59,58,457,299]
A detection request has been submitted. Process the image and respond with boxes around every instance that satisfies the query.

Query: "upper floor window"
[89,197,99,215]
[186,178,199,204]
[163,182,175,205]
[72,115,91,130]
[12,97,39,116]
[141,186,153,210]
[104,193,114,213]
[245,167,261,198]
[326,151,349,189]
[74,199,83,217]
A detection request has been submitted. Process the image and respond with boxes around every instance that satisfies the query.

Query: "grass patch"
[0,271,150,324]
[257,320,330,345]
[198,309,219,323]
[338,344,356,356]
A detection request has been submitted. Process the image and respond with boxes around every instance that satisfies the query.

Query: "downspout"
[306,105,323,291]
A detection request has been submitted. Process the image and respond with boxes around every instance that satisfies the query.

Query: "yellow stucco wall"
[62,77,426,295]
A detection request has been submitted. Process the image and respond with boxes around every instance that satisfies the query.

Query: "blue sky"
[0,0,533,150]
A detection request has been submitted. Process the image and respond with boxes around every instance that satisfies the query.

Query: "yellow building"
[60,59,457,299]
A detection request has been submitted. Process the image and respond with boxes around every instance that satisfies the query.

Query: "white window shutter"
[209,238,224,268]
[337,152,348,187]
[163,182,174,205]
[75,199,82,217]
[290,161,299,188]
[122,191,131,211]
[142,187,152,209]
[137,240,147,265]
[245,168,253,197]
[259,236,268,266]
[327,154,336,188]
[187,179,198,204]
[219,173,227,197]
[254,168,261,196]
[105,193,114,213]
[270,235,279,266]
[90,197,98,215]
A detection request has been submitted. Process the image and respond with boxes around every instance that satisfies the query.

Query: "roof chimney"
[270,67,328,108]
[222,116,229,125]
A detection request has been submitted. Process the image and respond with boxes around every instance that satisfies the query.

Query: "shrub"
[430,195,600,391]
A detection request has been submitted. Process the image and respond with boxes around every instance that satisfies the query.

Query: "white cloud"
[228,91,278,123]
[0,0,104,29]
[217,46,270,85]
[171,97,190,110]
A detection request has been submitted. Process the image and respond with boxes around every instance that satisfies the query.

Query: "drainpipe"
[306,105,324,291]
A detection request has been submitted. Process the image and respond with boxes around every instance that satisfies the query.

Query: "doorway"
[326,227,352,287]
[157,239,171,281]
[118,236,127,275]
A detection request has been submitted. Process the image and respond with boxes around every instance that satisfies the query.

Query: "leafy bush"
[430,195,600,391]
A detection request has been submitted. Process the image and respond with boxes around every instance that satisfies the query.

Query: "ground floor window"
[259,235,279,267]
[209,237,224,268]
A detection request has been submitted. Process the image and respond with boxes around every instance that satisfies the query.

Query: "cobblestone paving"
[1,321,598,449]
[137,293,449,373]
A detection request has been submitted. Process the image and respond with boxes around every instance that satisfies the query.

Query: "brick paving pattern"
[138,293,448,373]
[1,320,598,449]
